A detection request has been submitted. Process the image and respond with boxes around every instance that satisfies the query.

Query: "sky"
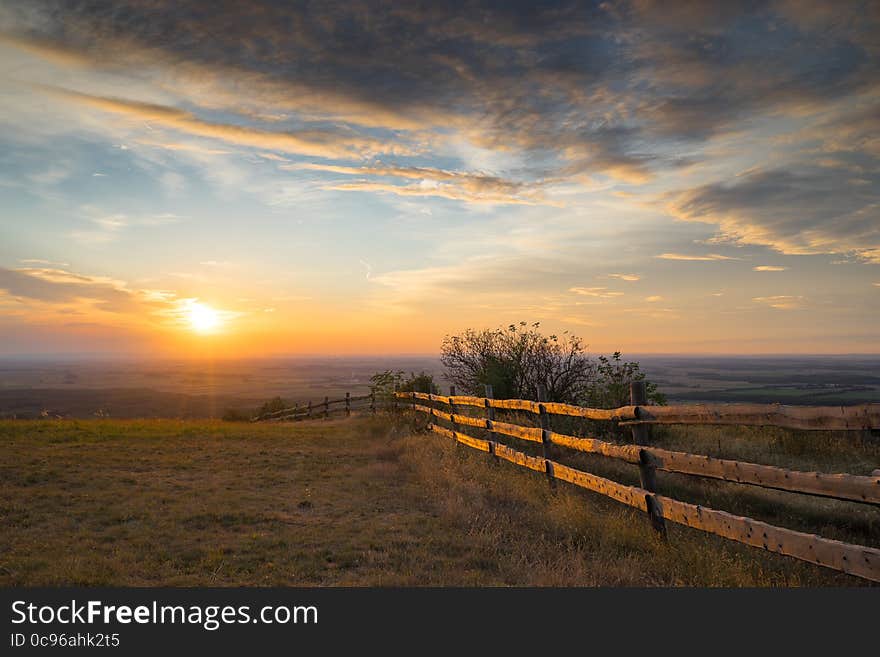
[0,0,878,358]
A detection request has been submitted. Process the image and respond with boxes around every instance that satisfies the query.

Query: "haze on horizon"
[1,1,878,358]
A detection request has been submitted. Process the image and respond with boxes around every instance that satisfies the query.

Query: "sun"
[188,302,220,333]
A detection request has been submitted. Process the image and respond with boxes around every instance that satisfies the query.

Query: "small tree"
[581,352,666,408]
[399,371,440,395]
[256,396,288,416]
[222,408,250,422]
[369,370,440,407]
[441,322,665,407]
[440,321,595,402]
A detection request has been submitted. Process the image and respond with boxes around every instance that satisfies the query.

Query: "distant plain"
[1,355,879,419]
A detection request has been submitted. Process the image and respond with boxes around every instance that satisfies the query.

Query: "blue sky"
[0,1,878,356]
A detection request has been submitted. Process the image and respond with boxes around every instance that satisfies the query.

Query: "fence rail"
[399,389,880,583]
[252,392,375,422]
[408,392,880,430]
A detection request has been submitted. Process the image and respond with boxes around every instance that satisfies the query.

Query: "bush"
[581,352,666,408]
[255,396,288,417]
[221,408,251,422]
[369,370,441,408]
[440,321,664,407]
[440,321,594,402]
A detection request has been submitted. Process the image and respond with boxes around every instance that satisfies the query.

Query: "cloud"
[752,295,806,310]
[607,273,640,281]
[6,0,873,193]
[298,162,551,205]
[667,167,880,262]
[0,266,139,313]
[753,265,788,272]
[655,253,737,261]
[41,86,411,160]
[325,180,553,206]
[644,295,663,302]
[19,258,69,267]
[568,287,624,298]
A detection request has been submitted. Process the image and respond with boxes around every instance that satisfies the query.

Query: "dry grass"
[0,415,875,586]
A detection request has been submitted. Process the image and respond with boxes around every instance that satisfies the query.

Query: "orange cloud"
[655,253,737,261]
[41,86,412,160]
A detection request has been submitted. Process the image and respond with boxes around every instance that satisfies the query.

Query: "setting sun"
[188,302,220,333]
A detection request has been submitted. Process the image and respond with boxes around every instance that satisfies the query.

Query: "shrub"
[222,408,251,422]
[440,321,664,407]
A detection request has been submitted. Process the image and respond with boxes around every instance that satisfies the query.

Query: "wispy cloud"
[294,162,552,205]
[568,287,624,298]
[753,265,788,272]
[655,253,738,261]
[753,295,806,310]
[325,180,555,206]
[19,258,69,267]
[607,273,640,282]
[41,86,413,160]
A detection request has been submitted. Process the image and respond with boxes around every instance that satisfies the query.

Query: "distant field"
[1,355,878,419]
[0,356,444,419]
[1,415,876,586]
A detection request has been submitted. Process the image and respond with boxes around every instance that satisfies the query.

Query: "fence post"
[370,391,376,414]
[485,384,498,463]
[307,400,312,419]
[630,381,665,537]
[537,384,556,489]
[324,396,329,419]
[449,386,459,449]
[345,392,351,417]
[630,381,651,445]
[393,384,398,413]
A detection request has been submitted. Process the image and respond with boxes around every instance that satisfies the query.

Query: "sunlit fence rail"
[251,392,376,422]
[396,386,880,583]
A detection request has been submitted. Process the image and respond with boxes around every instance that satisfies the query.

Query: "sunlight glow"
[188,302,221,333]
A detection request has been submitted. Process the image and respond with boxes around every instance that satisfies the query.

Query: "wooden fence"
[251,392,377,422]
[397,386,880,583]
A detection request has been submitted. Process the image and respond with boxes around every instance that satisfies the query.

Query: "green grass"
[0,416,876,586]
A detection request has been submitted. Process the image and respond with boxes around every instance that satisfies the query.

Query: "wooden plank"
[457,432,491,452]
[541,402,639,421]
[645,448,880,505]
[493,443,547,473]
[429,424,490,452]
[415,404,448,421]
[629,403,880,431]
[491,420,544,443]
[450,395,486,408]
[431,424,455,440]
[407,392,880,430]
[490,398,541,412]
[654,494,880,582]
[452,414,488,430]
[546,432,642,462]
[552,462,651,512]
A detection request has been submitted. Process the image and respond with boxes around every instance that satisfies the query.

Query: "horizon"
[1,2,878,357]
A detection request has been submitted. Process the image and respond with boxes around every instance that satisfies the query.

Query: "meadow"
[1,413,876,586]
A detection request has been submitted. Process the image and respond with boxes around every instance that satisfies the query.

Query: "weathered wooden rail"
[252,392,376,422]
[398,388,880,583]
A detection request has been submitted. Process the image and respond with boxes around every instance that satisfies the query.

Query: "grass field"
[0,415,877,586]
